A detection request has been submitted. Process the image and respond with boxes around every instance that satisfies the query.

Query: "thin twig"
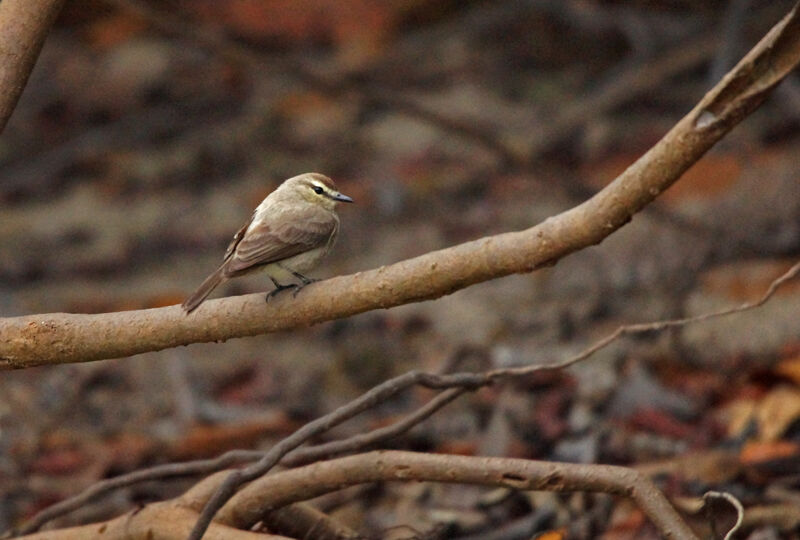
[703,491,745,540]
[12,450,263,536]
[282,387,467,467]
[13,389,466,535]
[490,260,800,380]
[187,373,483,539]
[15,503,286,540]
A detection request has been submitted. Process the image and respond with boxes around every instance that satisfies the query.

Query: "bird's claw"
[267,276,320,301]
[266,284,297,302]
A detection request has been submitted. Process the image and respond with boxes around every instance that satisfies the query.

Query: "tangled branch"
[15,259,800,538]
[187,262,800,539]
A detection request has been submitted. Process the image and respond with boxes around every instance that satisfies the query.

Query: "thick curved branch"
[16,503,286,540]
[212,450,699,540]
[17,452,697,539]
[1,4,799,370]
[0,0,66,132]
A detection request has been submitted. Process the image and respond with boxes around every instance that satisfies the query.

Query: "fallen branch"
[13,450,263,536]
[13,389,465,536]
[214,450,699,540]
[2,3,799,370]
[16,501,288,540]
[258,503,362,540]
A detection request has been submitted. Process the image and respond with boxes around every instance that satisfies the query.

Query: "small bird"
[182,172,353,314]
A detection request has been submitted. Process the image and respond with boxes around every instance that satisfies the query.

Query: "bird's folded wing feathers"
[225,216,336,274]
[223,215,254,261]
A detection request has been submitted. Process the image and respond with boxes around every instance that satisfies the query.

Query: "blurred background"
[2,0,800,537]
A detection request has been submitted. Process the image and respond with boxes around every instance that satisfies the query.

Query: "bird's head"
[280,173,354,211]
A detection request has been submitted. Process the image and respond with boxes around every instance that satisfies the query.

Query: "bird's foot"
[289,272,320,297]
[266,284,298,302]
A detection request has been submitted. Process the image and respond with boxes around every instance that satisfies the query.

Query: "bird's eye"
[312,186,324,195]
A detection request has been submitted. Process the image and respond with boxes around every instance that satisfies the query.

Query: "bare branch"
[187,372,475,539]
[493,261,800,379]
[176,477,363,539]
[0,0,66,133]
[16,503,287,540]
[261,504,363,540]
[282,387,467,467]
[212,450,700,540]
[2,3,799,370]
[12,389,466,536]
[13,450,263,536]
[17,451,698,539]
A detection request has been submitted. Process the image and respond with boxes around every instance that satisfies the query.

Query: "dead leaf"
[757,385,800,441]
[721,398,758,438]
[740,440,800,465]
[775,353,800,386]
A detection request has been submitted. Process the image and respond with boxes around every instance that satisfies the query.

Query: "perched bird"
[182,173,353,314]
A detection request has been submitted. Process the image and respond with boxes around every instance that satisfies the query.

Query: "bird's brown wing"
[224,211,336,275]
[223,214,254,262]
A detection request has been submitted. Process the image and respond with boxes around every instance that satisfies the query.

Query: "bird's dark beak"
[333,192,354,203]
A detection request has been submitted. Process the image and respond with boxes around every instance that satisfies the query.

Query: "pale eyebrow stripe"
[309,181,331,192]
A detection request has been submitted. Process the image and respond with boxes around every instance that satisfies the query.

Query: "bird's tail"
[182,266,226,314]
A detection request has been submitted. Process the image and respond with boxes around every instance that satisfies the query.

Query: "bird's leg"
[291,271,319,286]
[289,271,319,297]
[266,278,297,302]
